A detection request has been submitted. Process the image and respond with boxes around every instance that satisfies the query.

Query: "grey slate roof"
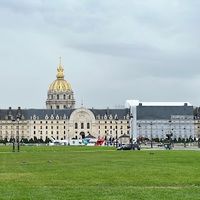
[0,108,130,120]
[0,106,194,121]
[137,106,193,120]
[89,108,130,120]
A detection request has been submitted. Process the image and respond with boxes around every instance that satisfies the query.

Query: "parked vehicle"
[117,143,140,151]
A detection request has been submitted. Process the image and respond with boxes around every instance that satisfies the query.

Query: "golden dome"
[48,61,72,93]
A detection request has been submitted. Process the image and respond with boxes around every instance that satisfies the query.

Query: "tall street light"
[16,107,22,152]
[184,127,186,148]
[12,119,15,152]
[17,117,20,152]
[129,113,133,149]
[11,107,22,152]
[138,124,141,138]
[169,120,173,147]
[115,116,118,148]
[150,122,153,148]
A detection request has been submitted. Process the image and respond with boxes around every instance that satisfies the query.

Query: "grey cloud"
[69,43,162,60]
[0,0,200,108]
[69,42,200,79]
[0,0,43,13]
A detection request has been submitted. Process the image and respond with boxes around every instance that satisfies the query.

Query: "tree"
[3,138,8,145]
[21,138,29,143]
[29,138,34,143]
[33,136,38,143]
[45,137,51,143]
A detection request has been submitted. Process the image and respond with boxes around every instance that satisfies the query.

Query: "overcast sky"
[0,0,200,109]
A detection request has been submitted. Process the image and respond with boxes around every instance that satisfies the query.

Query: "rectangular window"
[87,123,90,129]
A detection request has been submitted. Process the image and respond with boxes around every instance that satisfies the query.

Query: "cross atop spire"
[59,56,62,66]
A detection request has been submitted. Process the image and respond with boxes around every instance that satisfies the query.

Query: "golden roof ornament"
[48,57,72,92]
[56,57,64,79]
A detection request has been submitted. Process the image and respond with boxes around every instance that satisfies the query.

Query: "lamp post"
[184,127,186,148]
[67,129,70,146]
[12,119,15,152]
[17,117,20,152]
[198,137,200,148]
[106,130,108,146]
[138,124,141,138]
[115,116,118,148]
[16,107,22,152]
[11,107,22,152]
[169,120,173,147]
[171,129,174,147]
[150,122,153,148]
[129,113,133,149]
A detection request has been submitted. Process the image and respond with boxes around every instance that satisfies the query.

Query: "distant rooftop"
[126,100,192,107]
[139,102,192,106]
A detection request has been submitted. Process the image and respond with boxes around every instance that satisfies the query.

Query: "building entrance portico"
[69,107,97,139]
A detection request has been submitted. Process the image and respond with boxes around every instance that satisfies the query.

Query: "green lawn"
[0,146,200,200]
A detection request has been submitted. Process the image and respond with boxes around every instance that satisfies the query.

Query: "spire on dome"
[56,57,64,79]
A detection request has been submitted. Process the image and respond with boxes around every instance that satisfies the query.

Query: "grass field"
[0,146,200,200]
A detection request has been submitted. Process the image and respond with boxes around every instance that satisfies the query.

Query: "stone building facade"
[126,101,195,141]
[0,107,130,142]
[0,61,196,143]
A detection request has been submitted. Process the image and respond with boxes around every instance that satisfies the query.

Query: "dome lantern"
[56,57,65,79]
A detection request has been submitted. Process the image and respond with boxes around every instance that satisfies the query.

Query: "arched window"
[63,94,66,100]
[57,95,59,100]
[87,123,90,129]
[75,123,78,129]
[81,123,84,129]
